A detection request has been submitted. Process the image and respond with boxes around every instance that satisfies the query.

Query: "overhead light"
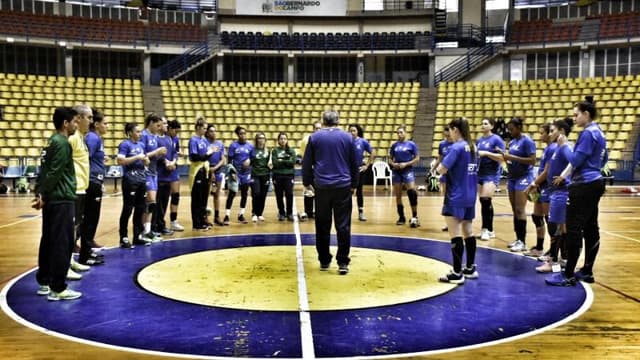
[58,41,67,47]
[436,41,458,48]
[6,37,14,43]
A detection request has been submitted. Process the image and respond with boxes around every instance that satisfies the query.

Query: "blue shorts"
[145,174,158,192]
[548,190,568,224]
[442,204,475,221]
[238,170,252,185]
[478,174,501,186]
[212,171,224,184]
[507,174,534,192]
[393,169,415,185]
[538,187,550,203]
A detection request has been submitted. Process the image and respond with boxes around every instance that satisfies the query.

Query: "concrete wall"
[466,56,505,82]
[220,17,430,34]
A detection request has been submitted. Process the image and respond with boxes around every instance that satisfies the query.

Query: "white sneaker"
[258,216,265,221]
[480,229,490,241]
[170,221,185,232]
[487,230,496,238]
[252,215,258,222]
[66,269,82,280]
[37,285,50,296]
[410,217,420,228]
[47,288,82,301]
[510,240,527,252]
[70,259,90,272]
[507,240,519,248]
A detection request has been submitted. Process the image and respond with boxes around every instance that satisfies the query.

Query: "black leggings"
[251,175,270,217]
[119,178,146,241]
[355,171,366,208]
[273,174,294,216]
[226,183,250,211]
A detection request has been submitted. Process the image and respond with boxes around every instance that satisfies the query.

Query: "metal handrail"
[434,43,501,86]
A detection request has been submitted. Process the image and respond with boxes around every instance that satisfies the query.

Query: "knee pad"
[171,192,180,206]
[147,202,156,214]
[407,189,418,207]
[547,222,558,237]
[531,214,544,228]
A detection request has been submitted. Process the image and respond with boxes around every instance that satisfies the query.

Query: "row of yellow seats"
[0,72,141,84]
[164,92,418,102]
[164,84,419,94]
[162,80,419,88]
[164,111,415,125]
[440,75,640,88]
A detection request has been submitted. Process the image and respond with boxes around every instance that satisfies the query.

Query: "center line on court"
[602,230,640,244]
[293,197,315,359]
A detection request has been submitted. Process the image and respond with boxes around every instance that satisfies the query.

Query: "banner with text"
[236,0,347,16]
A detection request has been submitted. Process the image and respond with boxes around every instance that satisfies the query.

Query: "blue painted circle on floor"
[2,234,591,358]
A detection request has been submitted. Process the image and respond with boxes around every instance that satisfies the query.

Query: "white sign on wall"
[236,0,347,16]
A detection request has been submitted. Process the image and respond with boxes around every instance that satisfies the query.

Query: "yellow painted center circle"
[137,245,456,311]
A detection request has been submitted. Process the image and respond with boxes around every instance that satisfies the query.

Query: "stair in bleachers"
[143,85,164,117]
[412,88,437,160]
[434,43,503,86]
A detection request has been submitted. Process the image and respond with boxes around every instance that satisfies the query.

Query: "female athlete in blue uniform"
[436,117,479,285]
[225,126,254,224]
[524,123,555,257]
[498,118,537,252]
[349,124,375,222]
[476,118,505,241]
[389,125,420,228]
[546,97,607,286]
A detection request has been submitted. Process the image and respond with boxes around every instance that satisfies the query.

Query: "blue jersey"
[228,141,254,173]
[570,123,607,184]
[390,140,419,164]
[118,139,145,182]
[189,135,209,159]
[141,129,160,176]
[302,127,358,189]
[157,135,175,182]
[207,139,225,173]
[538,142,558,188]
[507,135,536,179]
[441,141,478,208]
[353,137,373,166]
[548,143,572,191]
[85,131,105,184]
[438,139,453,158]
[477,134,505,177]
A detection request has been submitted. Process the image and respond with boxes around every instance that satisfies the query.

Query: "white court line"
[293,197,316,359]
[602,230,640,244]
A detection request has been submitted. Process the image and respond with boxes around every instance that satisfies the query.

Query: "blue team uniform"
[228,141,254,185]
[506,135,536,192]
[354,137,373,166]
[86,131,105,185]
[570,123,607,184]
[548,143,572,224]
[389,140,419,184]
[118,140,146,185]
[441,141,478,220]
[438,140,453,184]
[207,139,225,184]
[157,135,179,183]
[537,142,558,203]
[477,134,505,186]
[141,129,160,191]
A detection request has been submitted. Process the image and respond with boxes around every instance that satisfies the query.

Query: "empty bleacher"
[0,73,144,158]
[161,80,420,155]
[435,75,640,173]
[220,31,428,51]
[0,10,207,45]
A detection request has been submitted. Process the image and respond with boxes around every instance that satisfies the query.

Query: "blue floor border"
[1,233,592,359]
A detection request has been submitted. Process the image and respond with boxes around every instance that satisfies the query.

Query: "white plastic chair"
[371,161,392,190]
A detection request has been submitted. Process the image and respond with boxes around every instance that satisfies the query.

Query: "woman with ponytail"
[546,97,607,287]
[436,117,479,284]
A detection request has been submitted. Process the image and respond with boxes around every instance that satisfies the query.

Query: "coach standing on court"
[302,110,358,275]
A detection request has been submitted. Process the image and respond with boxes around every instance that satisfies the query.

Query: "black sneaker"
[439,270,465,284]
[287,214,294,221]
[238,214,248,224]
[320,263,330,271]
[462,265,478,279]
[338,264,349,275]
[278,214,286,221]
[214,218,225,226]
[396,217,406,225]
[120,237,134,249]
[574,269,595,283]
[161,228,174,235]
[89,252,104,260]
[223,215,230,225]
[80,257,105,266]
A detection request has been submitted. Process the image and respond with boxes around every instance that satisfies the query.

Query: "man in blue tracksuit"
[302,110,358,275]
